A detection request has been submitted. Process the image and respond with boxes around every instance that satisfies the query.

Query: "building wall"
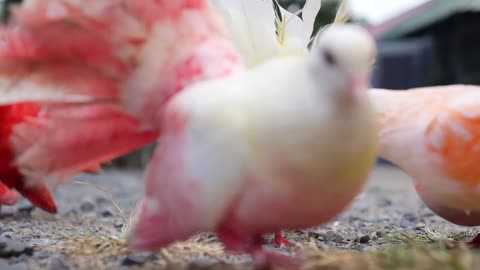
[373,12,480,89]
[372,37,433,89]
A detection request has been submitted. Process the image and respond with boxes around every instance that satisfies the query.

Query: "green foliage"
[1,0,22,23]
[278,0,344,36]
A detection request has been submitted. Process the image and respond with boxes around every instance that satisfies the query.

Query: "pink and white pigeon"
[0,0,242,190]
[371,85,480,245]
[126,24,378,265]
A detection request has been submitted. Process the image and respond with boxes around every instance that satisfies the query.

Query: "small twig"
[161,249,175,266]
[74,181,128,223]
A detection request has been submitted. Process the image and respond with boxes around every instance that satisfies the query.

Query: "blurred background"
[2,0,479,167]
[280,0,480,89]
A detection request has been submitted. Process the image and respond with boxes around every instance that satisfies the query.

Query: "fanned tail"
[12,104,159,188]
[0,0,242,110]
[0,0,243,189]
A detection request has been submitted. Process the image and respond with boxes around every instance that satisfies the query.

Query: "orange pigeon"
[372,85,480,245]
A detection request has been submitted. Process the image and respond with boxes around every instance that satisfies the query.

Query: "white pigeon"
[127,24,378,266]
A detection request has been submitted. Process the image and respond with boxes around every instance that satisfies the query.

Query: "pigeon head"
[310,24,376,104]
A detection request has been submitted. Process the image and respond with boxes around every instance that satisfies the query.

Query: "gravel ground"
[0,165,476,270]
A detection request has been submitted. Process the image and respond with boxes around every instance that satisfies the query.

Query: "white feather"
[277,0,321,53]
[0,77,95,105]
[211,0,321,66]
[210,0,279,67]
[302,0,321,39]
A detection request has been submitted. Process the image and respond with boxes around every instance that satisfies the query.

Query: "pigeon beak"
[347,75,367,102]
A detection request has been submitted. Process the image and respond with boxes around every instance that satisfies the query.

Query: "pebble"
[5,263,27,270]
[79,201,95,212]
[402,212,419,222]
[1,230,14,239]
[358,235,371,244]
[35,253,51,260]
[0,260,27,270]
[0,237,33,258]
[17,201,35,213]
[95,196,109,204]
[114,221,124,229]
[63,209,77,216]
[0,206,16,217]
[188,256,222,269]
[121,253,157,266]
[307,231,322,240]
[377,198,393,207]
[422,211,436,218]
[188,256,228,270]
[121,255,144,266]
[48,258,69,270]
[97,209,114,218]
[322,231,344,243]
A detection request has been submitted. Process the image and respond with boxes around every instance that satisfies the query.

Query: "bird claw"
[273,232,296,248]
[217,228,303,269]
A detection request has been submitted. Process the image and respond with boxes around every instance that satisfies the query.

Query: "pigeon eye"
[323,50,336,66]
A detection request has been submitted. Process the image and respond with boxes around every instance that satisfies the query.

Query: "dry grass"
[29,212,480,270]
[301,242,480,270]
[302,245,480,270]
[26,187,116,269]
[301,225,480,270]
[30,219,480,270]
[50,225,249,269]
[43,182,248,269]
[26,182,480,270]
[34,181,138,269]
